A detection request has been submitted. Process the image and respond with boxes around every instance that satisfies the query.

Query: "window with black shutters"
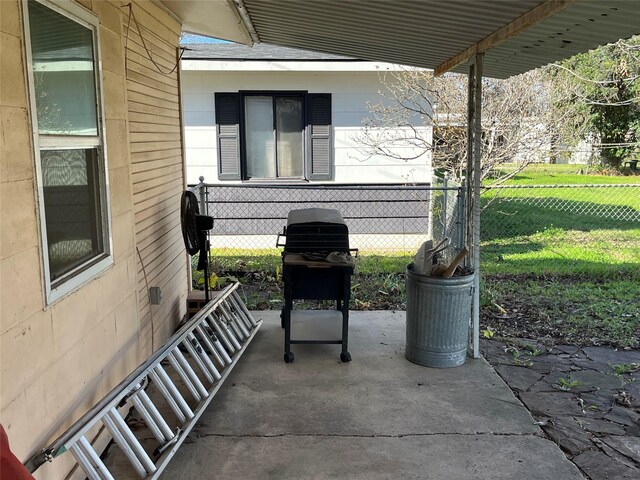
[215,92,332,181]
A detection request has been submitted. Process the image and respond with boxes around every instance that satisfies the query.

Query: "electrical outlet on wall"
[149,287,162,305]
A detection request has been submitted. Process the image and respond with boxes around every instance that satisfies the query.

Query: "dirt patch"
[224,271,407,312]
[481,274,640,348]
[481,296,584,345]
[212,271,640,348]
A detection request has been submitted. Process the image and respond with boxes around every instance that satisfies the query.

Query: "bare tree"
[543,36,640,170]
[356,68,559,185]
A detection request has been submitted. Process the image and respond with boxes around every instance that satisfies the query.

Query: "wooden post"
[466,53,483,359]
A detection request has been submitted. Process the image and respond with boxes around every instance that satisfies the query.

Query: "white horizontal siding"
[182,93,215,112]
[183,70,432,185]
[184,128,216,149]
[184,110,215,127]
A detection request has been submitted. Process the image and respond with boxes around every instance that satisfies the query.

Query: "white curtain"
[245,96,275,178]
[276,97,303,177]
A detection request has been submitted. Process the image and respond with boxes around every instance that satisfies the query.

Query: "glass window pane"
[245,96,275,178]
[28,0,98,136]
[276,97,304,177]
[41,149,103,281]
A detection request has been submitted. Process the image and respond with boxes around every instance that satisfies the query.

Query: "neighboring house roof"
[182,42,356,61]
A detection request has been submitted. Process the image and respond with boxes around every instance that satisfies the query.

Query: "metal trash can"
[405,264,474,368]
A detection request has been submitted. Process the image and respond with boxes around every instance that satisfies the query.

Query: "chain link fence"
[189,176,638,308]
[193,179,464,276]
[191,179,638,277]
[480,184,640,275]
[430,175,466,263]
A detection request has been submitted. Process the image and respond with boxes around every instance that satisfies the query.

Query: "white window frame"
[22,0,113,305]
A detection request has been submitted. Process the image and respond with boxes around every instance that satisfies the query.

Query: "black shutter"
[215,93,241,180]
[306,93,332,181]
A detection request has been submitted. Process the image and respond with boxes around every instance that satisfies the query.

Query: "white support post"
[466,53,484,359]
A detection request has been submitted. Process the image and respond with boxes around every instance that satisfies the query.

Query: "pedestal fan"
[181,190,214,301]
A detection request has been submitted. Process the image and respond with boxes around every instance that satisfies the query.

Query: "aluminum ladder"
[25,283,261,479]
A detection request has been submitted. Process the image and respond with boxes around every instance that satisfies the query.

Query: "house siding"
[0,1,187,478]
[122,0,188,360]
[182,70,432,185]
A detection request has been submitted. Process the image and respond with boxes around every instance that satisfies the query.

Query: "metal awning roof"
[161,0,640,78]
[181,42,354,61]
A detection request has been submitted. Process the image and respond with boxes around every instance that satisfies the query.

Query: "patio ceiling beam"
[434,0,577,76]
[227,0,260,44]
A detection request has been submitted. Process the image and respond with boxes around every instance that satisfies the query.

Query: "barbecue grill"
[282,208,350,253]
[277,208,356,363]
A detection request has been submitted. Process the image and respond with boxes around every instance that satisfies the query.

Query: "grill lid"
[283,208,349,253]
[287,208,345,227]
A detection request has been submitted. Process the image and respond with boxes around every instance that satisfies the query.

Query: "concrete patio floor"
[162,311,584,479]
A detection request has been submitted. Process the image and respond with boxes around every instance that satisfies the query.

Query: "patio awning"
[159,0,253,45]
[160,0,640,78]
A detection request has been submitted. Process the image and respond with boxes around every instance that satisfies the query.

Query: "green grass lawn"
[481,165,640,277]
[488,162,640,185]
[480,165,640,346]
[481,228,640,277]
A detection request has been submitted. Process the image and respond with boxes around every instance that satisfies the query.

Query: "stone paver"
[542,417,594,456]
[494,365,543,391]
[483,339,640,479]
[600,436,640,464]
[573,450,640,479]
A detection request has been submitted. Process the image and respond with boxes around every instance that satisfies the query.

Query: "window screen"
[27,0,109,297]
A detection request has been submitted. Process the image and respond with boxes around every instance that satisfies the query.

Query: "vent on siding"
[312,125,330,136]
[311,138,330,175]
[218,124,237,136]
[219,137,240,176]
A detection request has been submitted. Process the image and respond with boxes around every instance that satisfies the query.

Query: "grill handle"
[276,228,287,248]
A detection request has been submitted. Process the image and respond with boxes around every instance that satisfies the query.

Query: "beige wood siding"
[1,1,187,476]
[123,0,188,358]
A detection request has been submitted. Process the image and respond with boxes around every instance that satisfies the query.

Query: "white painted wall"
[181,66,432,185]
